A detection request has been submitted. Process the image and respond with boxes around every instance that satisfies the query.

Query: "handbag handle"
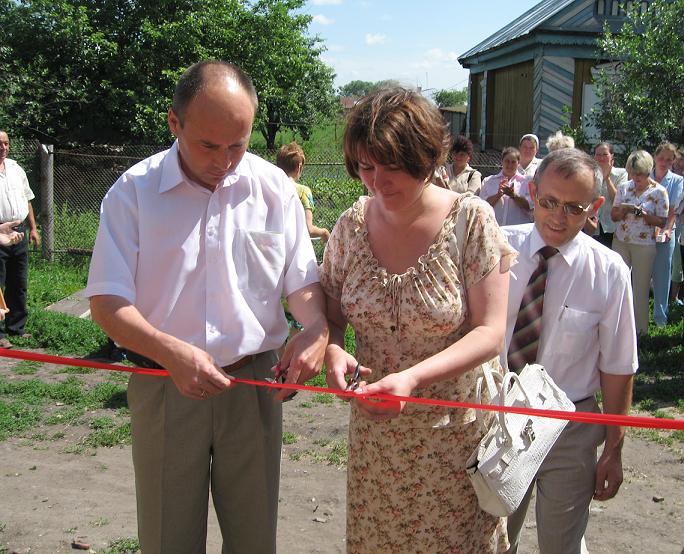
[496,370,536,442]
[475,363,513,443]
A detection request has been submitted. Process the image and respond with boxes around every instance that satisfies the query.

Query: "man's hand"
[157,340,234,401]
[0,220,23,246]
[29,228,40,247]
[594,447,623,501]
[276,317,328,401]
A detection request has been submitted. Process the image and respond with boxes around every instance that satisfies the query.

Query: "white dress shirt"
[0,158,34,222]
[502,224,638,402]
[85,142,319,366]
[479,172,533,226]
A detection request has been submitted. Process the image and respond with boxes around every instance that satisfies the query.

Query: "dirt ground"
[0,359,683,554]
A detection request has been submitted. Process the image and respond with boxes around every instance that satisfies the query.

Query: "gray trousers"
[506,397,606,554]
[128,351,282,554]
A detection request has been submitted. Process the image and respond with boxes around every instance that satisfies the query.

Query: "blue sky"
[301,0,541,93]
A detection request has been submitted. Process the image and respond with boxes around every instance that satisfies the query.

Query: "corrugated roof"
[459,0,577,62]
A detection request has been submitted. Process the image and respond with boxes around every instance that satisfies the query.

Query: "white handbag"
[465,363,576,517]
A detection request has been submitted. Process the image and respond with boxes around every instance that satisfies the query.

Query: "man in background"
[0,130,41,349]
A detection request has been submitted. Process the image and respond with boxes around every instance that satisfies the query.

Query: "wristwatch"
[634,206,643,217]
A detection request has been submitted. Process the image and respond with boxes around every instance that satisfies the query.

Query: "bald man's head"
[172,61,258,125]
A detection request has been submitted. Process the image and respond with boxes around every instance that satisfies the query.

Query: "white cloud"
[425,48,460,63]
[313,14,334,25]
[311,0,342,4]
[365,33,387,46]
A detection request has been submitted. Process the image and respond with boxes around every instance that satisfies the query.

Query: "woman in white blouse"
[611,150,668,335]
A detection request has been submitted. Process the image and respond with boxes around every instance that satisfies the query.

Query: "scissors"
[346,362,361,391]
[265,361,298,401]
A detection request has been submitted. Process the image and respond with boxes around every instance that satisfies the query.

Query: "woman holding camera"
[611,150,668,335]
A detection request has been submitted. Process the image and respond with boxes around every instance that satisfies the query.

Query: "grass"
[0,374,129,446]
[282,431,298,445]
[12,361,40,375]
[101,537,140,554]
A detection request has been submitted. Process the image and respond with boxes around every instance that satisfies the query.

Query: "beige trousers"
[612,238,657,334]
[505,397,606,554]
[128,351,282,554]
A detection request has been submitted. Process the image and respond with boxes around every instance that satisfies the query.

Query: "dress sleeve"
[460,198,517,290]
[318,204,357,300]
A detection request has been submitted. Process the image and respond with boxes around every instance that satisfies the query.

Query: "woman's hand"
[353,370,417,421]
[324,344,371,392]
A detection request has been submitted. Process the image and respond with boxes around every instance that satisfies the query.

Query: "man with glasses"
[501,149,638,554]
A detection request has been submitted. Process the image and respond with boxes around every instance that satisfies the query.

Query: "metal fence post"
[39,144,54,261]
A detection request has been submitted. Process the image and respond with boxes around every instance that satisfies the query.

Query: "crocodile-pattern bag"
[465,363,576,516]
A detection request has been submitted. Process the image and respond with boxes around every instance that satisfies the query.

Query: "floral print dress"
[613,180,669,244]
[319,194,516,553]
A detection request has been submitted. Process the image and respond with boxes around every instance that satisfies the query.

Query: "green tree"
[0,0,336,146]
[594,0,684,151]
[338,79,402,98]
[338,80,377,97]
[432,88,468,108]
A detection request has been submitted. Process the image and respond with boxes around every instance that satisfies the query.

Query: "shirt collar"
[527,224,581,266]
[159,141,186,193]
[159,141,247,194]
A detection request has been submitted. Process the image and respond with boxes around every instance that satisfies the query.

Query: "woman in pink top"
[479,146,533,226]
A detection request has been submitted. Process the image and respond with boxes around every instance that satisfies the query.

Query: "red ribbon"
[1,348,682,431]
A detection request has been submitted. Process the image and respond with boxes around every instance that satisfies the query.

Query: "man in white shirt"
[86,61,329,554]
[502,149,638,554]
[518,133,543,177]
[0,130,41,349]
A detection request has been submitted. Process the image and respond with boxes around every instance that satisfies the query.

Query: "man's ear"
[529,181,538,202]
[168,108,181,137]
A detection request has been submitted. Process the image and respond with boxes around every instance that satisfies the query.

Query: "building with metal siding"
[458,0,645,151]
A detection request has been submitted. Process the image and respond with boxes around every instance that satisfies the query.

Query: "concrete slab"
[45,288,91,319]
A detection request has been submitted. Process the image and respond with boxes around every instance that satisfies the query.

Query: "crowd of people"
[2,58,680,553]
[437,131,684,337]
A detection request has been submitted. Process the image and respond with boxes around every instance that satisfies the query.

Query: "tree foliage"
[594,0,684,151]
[432,88,468,108]
[338,79,402,98]
[0,0,336,147]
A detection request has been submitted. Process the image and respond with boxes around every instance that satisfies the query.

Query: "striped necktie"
[507,245,558,373]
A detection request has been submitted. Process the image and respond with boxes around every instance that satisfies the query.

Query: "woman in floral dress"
[319,87,516,553]
[611,150,668,335]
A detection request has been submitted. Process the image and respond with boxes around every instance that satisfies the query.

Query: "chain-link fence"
[10,140,503,263]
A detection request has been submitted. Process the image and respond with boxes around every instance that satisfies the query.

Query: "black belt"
[122,350,256,373]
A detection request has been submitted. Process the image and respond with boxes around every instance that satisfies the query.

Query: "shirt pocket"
[553,307,601,356]
[233,229,286,296]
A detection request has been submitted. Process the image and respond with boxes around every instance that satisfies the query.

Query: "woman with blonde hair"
[545,130,575,152]
[611,150,669,334]
[320,87,514,552]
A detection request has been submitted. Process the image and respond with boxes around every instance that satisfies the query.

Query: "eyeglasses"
[536,196,592,216]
